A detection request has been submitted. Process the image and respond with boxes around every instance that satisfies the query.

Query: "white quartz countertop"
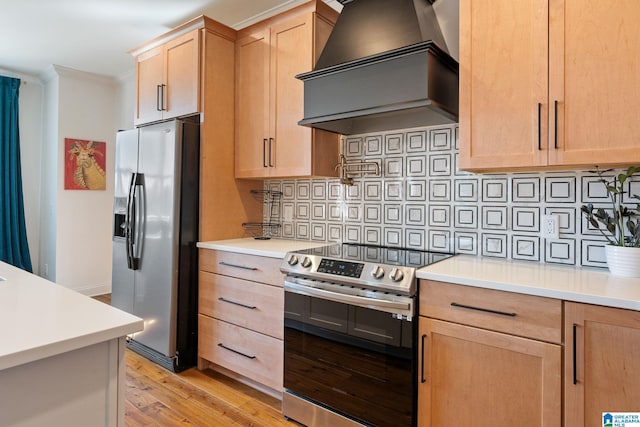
[418,254,640,311]
[197,238,330,259]
[0,261,143,371]
[197,239,640,311]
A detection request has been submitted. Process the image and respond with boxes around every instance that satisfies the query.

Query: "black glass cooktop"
[295,243,454,268]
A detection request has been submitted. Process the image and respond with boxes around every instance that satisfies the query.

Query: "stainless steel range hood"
[297,0,458,135]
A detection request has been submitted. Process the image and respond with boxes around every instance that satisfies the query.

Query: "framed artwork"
[64,138,106,190]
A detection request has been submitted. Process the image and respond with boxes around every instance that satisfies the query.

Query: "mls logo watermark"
[604,413,640,427]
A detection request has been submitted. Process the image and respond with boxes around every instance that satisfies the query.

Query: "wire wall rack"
[242,189,282,240]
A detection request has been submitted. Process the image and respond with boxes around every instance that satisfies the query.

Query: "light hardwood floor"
[94,294,298,427]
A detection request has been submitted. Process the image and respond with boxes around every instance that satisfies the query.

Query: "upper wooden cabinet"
[235,0,340,179]
[132,28,201,125]
[565,302,640,427]
[459,0,640,171]
[131,16,263,242]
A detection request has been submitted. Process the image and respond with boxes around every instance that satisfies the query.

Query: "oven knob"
[389,268,404,282]
[287,255,299,266]
[371,265,385,279]
[301,257,312,268]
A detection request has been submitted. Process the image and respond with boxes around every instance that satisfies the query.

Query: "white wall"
[52,66,118,295]
[39,68,59,281]
[7,64,128,294]
[18,79,44,274]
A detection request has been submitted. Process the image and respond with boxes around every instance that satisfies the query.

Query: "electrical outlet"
[541,214,560,239]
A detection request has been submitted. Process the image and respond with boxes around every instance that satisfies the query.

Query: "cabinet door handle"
[268,138,274,167]
[537,102,542,151]
[156,85,162,111]
[218,297,257,310]
[421,333,427,383]
[219,261,258,271]
[554,100,558,149]
[572,323,578,385]
[450,302,517,317]
[217,343,256,359]
[263,139,268,168]
[161,84,167,111]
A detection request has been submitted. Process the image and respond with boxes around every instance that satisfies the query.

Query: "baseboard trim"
[75,284,111,297]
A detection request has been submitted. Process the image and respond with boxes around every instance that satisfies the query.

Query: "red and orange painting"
[64,138,106,190]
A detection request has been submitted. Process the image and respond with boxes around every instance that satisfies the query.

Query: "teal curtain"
[0,76,32,272]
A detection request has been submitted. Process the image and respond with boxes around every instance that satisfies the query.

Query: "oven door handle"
[284,279,412,317]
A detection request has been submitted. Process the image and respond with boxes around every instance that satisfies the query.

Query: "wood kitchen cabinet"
[198,249,284,395]
[564,302,640,427]
[418,280,562,427]
[235,0,340,179]
[132,28,200,125]
[459,0,640,171]
[132,16,263,242]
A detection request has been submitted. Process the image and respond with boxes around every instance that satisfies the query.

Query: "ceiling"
[0,0,341,79]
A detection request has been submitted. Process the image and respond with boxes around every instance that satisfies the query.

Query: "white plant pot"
[605,245,640,278]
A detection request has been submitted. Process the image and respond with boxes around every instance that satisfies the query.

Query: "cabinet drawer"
[199,249,283,286]
[420,280,562,343]
[198,315,283,391]
[199,271,283,339]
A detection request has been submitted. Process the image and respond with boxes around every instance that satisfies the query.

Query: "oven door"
[283,277,417,427]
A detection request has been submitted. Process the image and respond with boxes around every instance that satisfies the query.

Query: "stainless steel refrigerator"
[111,118,199,372]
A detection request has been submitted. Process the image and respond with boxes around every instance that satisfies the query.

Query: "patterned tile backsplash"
[264,124,639,269]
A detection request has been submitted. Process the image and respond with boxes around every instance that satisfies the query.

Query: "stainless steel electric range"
[280,243,454,427]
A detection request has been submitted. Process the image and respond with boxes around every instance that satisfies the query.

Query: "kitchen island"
[0,261,143,427]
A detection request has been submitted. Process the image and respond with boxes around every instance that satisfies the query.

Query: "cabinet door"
[269,14,314,177]
[549,1,640,166]
[458,0,548,171]
[235,27,271,178]
[163,29,200,120]
[135,46,164,125]
[565,302,640,427]
[418,317,561,427]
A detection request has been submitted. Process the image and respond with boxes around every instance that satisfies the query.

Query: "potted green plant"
[581,166,640,277]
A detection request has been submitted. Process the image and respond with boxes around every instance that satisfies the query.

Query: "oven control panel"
[281,253,417,295]
[317,258,364,278]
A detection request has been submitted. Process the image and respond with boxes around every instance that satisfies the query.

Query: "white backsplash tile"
[264,123,639,268]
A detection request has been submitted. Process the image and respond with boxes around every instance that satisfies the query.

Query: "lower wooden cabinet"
[198,249,284,393]
[418,281,640,426]
[418,317,561,427]
[418,280,562,427]
[199,315,283,391]
[564,302,640,427]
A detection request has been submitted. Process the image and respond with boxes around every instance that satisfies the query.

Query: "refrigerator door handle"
[125,173,136,270]
[130,173,144,270]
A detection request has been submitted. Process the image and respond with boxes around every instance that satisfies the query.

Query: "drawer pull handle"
[218,343,256,359]
[450,302,516,317]
[219,261,258,271]
[572,323,578,385]
[421,333,427,383]
[218,297,257,310]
